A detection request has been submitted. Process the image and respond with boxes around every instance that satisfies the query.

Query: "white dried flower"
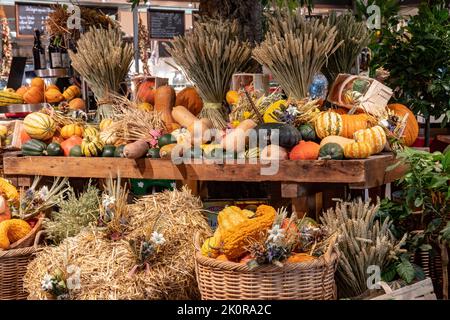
[102,194,116,208]
[41,273,54,291]
[38,186,49,199]
[150,231,166,245]
[267,225,285,244]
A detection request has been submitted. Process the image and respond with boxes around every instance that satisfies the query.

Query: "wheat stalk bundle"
[253,7,342,100]
[166,19,253,129]
[69,27,133,119]
[322,12,371,81]
[321,198,407,298]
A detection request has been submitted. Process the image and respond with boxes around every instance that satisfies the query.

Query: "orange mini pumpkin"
[23,86,44,104]
[286,253,316,263]
[45,89,65,103]
[136,81,156,105]
[61,124,84,139]
[289,141,320,160]
[30,77,45,91]
[15,86,29,97]
[68,98,86,110]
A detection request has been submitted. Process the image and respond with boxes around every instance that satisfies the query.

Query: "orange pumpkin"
[45,89,65,103]
[289,141,320,160]
[340,114,375,139]
[15,86,29,97]
[175,87,203,116]
[61,124,84,139]
[23,86,44,104]
[62,85,81,101]
[331,107,364,115]
[68,98,85,110]
[387,103,419,146]
[20,129,32,144]
[136,81,156,104]
[286,253,316,263]
[30,77,45,91]
[46,84,59,92]
[61,136,83,156]
[239,254,253,264]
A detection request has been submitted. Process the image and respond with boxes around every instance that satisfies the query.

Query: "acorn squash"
[255,123,301,149]
[22,139,47,156]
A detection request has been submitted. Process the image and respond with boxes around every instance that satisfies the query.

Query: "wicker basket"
[195,251,338,300]
[0,230,43,300]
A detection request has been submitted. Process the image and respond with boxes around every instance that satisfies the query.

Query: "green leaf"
[413,263,426,281]
[382,263,397,282]
[440,221,450,242]
[396,259,416,284]
[414,197,423,208]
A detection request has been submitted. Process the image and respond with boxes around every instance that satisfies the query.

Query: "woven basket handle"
[194,231,202,252]
[337,75,359,106]
[33,230,44,250]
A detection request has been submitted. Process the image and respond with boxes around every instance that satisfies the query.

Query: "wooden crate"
[328,73,393,117]
[371,278,436,300]
[0,120,23,151]
[231,73,270,95]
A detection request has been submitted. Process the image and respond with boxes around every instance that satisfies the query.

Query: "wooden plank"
[2,155,391,183]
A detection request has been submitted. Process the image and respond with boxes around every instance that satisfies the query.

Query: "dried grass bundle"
[110,95,166,142]
[321,198,407,298]
[253,7,342,99]
[322,12,371,81]
[44,183,100,245]
[166,19,253,129]
[69,27,133,119]
[24,187,212,300]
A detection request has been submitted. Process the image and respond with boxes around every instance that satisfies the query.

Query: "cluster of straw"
[69,27,133,119]
[253,6,342,100]
[24,187,212,300]
[166,19,253,129]
[109,95,166,142]
[322,12,371,81]
[321,198,407,298]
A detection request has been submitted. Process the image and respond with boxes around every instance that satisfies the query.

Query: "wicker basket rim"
[195,251,338,272]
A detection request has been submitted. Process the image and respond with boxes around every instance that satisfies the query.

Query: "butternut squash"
[220,119,257,153]
[154,85,176,129]
[172,105,197,128]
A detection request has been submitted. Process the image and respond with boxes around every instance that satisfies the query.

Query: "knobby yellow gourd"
[0,219,32,249]
[0,178,19,204]
[221,205,276,260]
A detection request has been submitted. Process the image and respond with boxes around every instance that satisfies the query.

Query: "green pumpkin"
[114,145,126,158]
[158,134,177,148]
[69,145,83,157]
[102,145,116,157]
[254,123,301,149]
[46,142,63,156]
[319,143,344,160]
[146,148,161,159]
[298,124,316,141]
[22,139,48,156]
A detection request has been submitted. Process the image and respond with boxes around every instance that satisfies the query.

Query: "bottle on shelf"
[48,36,62,69]
[61,37,70,69]
[32,29,46,70]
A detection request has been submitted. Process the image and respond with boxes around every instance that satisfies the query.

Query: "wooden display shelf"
[2,153,401,187]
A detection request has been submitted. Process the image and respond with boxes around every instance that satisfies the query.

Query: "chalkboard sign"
[148,9,185,40]
[15,3,54,37]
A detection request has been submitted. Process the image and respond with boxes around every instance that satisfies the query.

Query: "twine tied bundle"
[166,19,253,129]
[253,6,343,100]
[69,27,133,120]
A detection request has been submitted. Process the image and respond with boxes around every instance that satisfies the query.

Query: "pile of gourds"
[0,178,33,250]
[10,77,84,109]
[201,205,318,264]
